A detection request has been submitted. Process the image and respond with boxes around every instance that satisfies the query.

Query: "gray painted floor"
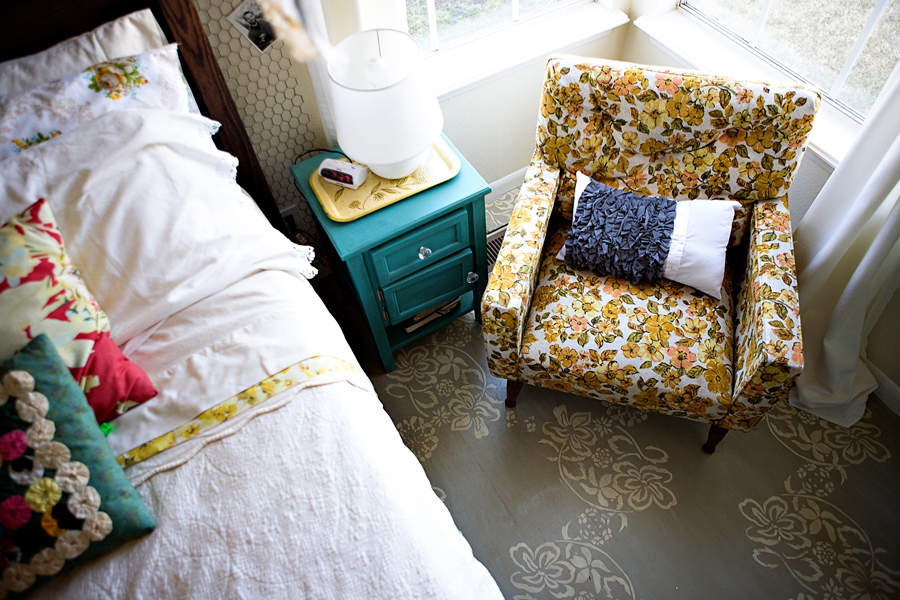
[486,187,518,234]
[367,314,900,600]
[316,188,900,600]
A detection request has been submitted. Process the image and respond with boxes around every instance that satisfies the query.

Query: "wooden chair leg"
[702,424,729,454]
[506,380,524,408]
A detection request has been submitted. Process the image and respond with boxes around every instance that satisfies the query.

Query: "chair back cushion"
[536,56,820,244]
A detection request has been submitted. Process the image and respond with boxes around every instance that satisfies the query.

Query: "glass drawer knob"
[418,246,432,260]
[467,271,479,284]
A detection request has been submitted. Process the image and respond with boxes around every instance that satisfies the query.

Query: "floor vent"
[486,228,506,271]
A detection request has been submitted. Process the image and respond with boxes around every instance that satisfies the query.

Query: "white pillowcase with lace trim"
[0,44,189,162]
[0,9,167,96]
[663,197,741,299]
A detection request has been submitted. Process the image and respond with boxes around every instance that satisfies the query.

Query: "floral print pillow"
[0,336,156,594]
[0,44,188,162]
[0,199,157,424]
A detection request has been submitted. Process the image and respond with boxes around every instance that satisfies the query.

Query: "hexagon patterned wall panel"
[193,0,325,236]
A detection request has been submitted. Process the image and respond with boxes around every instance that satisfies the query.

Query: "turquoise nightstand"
[291,135,490,372]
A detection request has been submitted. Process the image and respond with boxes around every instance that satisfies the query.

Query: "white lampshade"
[327,29,443,179]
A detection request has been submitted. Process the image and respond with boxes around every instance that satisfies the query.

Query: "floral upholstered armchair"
[482,56,820,452]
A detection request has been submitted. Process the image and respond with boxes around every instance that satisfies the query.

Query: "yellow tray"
[310,137,461,222]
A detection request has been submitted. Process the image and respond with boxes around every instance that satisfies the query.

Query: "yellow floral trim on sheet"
[116,356,367,468]
[12,130,61,152]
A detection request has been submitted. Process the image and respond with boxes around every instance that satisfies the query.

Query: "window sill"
[634,8,859,171]
[426,1,629,101]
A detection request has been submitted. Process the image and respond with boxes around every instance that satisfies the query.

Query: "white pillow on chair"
[663,197,741,299]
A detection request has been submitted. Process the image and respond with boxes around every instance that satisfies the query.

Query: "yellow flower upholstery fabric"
[727,197,804,430]
[482,159,560,380]
[519,222,735,424]
[482,56,819,433]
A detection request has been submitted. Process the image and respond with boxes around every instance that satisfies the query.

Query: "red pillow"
[0,198,157,423]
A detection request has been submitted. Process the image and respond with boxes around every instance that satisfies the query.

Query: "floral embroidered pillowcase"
[0,198,158,424]
[0,44,188,162]
[0,9,167,97]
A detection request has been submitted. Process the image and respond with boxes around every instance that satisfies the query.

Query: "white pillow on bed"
[0,45,189,162]
[0,109,312,347]
[0,9,167,96]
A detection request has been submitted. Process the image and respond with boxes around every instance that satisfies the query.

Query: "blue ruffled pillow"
[563,179,677,284]
[0,335,156,595]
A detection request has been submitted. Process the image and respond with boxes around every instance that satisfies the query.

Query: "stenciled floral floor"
[365,313,900,600]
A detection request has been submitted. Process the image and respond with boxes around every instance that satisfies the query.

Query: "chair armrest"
[481,157,560,379]
[728,197,803,430]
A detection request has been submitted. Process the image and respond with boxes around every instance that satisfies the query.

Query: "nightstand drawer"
[369,208,469,286]
[381,249,474,323]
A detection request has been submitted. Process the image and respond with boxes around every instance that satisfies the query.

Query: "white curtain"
[790,66,900,427]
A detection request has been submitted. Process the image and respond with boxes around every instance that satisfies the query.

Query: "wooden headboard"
[0,0,287,235]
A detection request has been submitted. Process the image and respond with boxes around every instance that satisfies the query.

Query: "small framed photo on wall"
[227,1,277,53]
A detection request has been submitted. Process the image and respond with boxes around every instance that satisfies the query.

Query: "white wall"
[439,29,627,186]
[437,7,836,223]
[299,0,838,213]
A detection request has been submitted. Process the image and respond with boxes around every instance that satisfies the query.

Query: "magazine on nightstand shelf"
[403,298,462,333]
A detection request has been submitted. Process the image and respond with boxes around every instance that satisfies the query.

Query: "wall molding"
[486,166,528,202]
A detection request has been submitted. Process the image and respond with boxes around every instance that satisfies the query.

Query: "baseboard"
[869,362,900,418]
[486,167,528,202]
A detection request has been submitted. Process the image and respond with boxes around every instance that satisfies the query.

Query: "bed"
[0,1,502,598]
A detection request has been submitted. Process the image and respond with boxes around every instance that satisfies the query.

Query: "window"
[681,0,900,120]
[405,0,575,52]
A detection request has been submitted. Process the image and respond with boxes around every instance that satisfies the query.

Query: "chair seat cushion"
[519,220,735,423]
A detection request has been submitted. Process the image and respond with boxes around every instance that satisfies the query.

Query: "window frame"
[409,0,584,55]
[335,0,628,97]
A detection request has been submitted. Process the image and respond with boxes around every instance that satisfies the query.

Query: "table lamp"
[252,1,444,179]
[327,29,444,180]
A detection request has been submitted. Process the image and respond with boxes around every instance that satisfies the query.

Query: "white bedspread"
[0,109,503,599]
[31,380,502,599]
